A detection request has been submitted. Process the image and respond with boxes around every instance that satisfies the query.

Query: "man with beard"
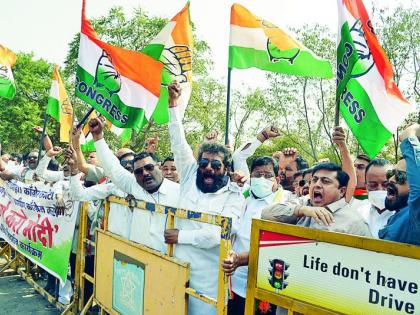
[161,156,180,183]
[357,159,395,238]
[66,146,135,239]
[262,163,371,236]
[166,81,244,315]
[273,148,309,192]
[89,117,180,252]
[379,124,420,245]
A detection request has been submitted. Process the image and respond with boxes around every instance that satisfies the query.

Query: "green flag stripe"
[0,78,16,100]
[339,78,391,158]
[229,46,333,78]
[336,21,359,99]
[47,97,60,121]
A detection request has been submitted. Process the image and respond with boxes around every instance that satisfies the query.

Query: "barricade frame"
[82,195,233,315]
[245,219,420,315]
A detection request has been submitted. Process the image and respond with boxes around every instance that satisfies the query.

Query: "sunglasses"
[134,163,155,175]
[386,169,407,185]
[298,179,307,187]
[198,158,222,170]
[120,160,134,168]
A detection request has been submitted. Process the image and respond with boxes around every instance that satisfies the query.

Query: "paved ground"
[0,275,60,315]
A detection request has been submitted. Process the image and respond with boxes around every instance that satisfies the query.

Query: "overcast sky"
[0,0,412,88]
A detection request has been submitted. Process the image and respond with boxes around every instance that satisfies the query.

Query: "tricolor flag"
[146,2,193,120]
[47,66,73,143]
[0,44,17,100]
[229,4,333,78]
[76,0,163,131]
[337,0,415,158]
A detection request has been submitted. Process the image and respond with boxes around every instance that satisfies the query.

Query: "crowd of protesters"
[0,82,419,315]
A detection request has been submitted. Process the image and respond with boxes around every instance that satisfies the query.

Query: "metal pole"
[224,68,232,145]
[76,107,95,130]
[37,113,49,167]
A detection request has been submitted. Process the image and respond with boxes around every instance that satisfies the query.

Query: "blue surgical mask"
[250,177,274,199]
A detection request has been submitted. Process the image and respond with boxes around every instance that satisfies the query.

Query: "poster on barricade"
[256,230,420,315]
[0,179,78,283]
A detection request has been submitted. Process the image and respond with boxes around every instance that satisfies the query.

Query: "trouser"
[69,253,94,304]
[228,292,245,315]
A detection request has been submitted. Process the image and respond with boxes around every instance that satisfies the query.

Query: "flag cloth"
[76,0,163,132]
[146,2,193,120]
[47,66,73,143]
[336,0,415,158]
[229,4,333,78]
[0,44,17,100]
[79,109,132,152]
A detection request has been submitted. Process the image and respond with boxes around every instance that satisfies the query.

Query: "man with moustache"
[379,124,420,246]
[0,150,40,182]
[261,163,371,236]
[357,159,395,238]
[166,81,244,315]
[273,148,309,192]
[161,156,180,183]
[89,117,180,253]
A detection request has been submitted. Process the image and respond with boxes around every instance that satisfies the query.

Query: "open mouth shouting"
[311,189,324,206]
[386,183,398,202]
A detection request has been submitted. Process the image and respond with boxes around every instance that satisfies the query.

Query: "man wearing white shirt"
[357,159,395,238]
[66,146,135,239]
[229,156,289,314]
[88,118,180,253]
[166,82,245,315]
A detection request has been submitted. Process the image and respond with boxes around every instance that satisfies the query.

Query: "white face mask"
[250,177,274,199]
[368,190,387,210]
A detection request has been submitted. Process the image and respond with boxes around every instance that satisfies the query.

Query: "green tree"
[0,53,56,154]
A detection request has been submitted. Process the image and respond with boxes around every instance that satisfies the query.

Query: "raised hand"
[168,81,181,108]
[47,146,62,158]
[89,117,104,141]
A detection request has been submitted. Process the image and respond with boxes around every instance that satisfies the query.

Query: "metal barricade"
[78,195,233,315]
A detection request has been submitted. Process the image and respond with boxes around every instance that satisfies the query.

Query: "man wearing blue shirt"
[379,124,420,245]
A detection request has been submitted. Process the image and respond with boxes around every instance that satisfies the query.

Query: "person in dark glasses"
[88,117,180,253]
[167,81,245,315]
[379,123,420,246]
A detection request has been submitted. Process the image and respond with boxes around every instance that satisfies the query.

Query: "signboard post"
[245,219,420,315]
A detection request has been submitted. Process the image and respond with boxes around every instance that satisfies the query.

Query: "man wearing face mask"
[227,156,288,314]
[357,159,395,238]
[378,124,420,246]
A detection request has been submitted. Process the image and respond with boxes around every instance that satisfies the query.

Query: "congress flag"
[0,44,17,100]
[229,4,333,78]
[76,0,163,132]
[47,66,73,143]
[336,0,415,158]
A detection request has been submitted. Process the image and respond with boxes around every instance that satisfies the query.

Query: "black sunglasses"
[386,169,407,185]
[198,158,222,170]
[134,163,155,175]
[298,179,307,187]
[120,160,134,168]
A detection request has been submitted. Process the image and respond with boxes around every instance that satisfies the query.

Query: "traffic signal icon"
[268,259,289,291]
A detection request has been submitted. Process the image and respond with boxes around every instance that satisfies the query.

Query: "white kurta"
[69,175,131,238]
[35,155,65,182]
[169,107,245,315]
[357,200,395,238]
[94,138,180,253]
